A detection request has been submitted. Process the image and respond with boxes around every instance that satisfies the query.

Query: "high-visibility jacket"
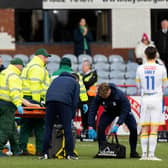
[78,73,88,102]
[21,56,50,102]
[83,70,97,97]
[0,64,23,107]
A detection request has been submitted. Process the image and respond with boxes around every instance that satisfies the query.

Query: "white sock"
[149,133,157,157]
[140,134,148,156]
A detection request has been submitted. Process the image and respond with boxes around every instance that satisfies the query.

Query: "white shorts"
[140,94,165,126]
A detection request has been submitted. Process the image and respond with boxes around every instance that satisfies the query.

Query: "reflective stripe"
[13,96,20,100]
[10,88,21,92]
[32,90,42,94]
[0,94,10,99]
[84,74,93,82]
[0,86,8,90]
[29,78,42,82]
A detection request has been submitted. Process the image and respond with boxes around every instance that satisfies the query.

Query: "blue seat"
[108,55,124,63]
[93,54,108,63]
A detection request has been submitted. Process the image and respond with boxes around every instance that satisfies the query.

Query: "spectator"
[88,83,140,158]
[73,18,93,56]
[154,19,168,71]
[135,33,157,65]
[19,48,51,156]
[0,56,5,72]
[40,72,80,160]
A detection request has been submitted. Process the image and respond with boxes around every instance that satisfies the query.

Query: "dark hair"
[145,46,157,60]
[98,83,110,97]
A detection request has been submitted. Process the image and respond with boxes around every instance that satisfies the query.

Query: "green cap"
[35,48,51,57]
[10,58,24,66]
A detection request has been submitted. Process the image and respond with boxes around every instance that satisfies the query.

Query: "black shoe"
[130,152,140,158]
[39,154,48,160]
[67,155,79,160]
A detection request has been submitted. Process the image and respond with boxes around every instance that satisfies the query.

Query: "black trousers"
[42,101,74,156]
[98,112,138,154]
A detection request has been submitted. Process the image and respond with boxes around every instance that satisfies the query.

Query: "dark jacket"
[0,64,5,72]
[154,30,168,61]
[46,72,80,116]
[83,70,97,91]
[88,83,131,127]
[73,27,93,56]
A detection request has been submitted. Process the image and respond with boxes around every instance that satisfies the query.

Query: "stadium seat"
[78,54,92,64]
[13,54,29,65]
[0,54,12,66]
[97,78,109,84]
[71,63,78,72]
[97,70,109,79]
[125,79,136,86]
[63,54,77,64]
[126,87,137,96]
[109,79,125,86]
[109,71,125,79]
[108,55,124,63]
[46,63,59,75]
[110,62,126,72]
[126,62,139,72]
[94,62,110,72]
[48,54,61,63]
[93,54,108,63]
[125,71,136,79]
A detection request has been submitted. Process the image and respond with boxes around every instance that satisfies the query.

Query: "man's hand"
[88,126,97,139]
[83,104,88,114]
[111,125,119,134]
[17,105,24,114]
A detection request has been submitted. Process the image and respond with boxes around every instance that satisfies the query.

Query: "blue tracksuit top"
[88,83,131,127]
[46,72,80,115]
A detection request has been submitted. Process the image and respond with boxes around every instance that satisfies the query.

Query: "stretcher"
[15,106,46,118]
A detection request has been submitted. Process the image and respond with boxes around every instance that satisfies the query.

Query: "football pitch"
[0,137,167,168]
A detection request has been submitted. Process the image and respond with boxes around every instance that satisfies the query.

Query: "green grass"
[0,137,167,168]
